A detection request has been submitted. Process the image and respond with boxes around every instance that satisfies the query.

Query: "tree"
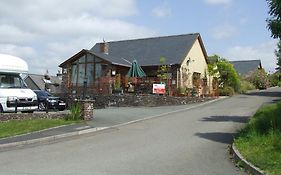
[275,40,281,72]
[217,59,241,92]
[266,0,281,39]
[247,68,269,89]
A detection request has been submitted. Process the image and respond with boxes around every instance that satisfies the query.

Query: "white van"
[0,54,38,113]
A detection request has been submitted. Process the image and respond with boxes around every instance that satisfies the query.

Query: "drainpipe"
[176,68,179,88]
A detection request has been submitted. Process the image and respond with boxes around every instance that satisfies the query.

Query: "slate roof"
[90,33,208,66]
[230,60,262,75]
[24,74,62,92]
[59,49,131,67]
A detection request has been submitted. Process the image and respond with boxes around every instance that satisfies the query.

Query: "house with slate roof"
[230,60,262,76]
[24,73,62,94]
[59,33,214,96]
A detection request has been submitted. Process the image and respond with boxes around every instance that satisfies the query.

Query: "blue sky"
[0,0,277,74]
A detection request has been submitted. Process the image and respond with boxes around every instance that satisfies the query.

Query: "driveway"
[0,87,280,175]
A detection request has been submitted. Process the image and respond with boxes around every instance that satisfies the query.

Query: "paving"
[0,99,217,147]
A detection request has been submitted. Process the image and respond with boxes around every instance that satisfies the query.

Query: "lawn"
[234,101,281,175]
[0,119,80,139]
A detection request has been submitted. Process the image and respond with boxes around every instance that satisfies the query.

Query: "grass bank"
[234,101,281,175]
[0,119,80,139]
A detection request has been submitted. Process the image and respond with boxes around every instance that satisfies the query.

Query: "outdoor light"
[111,70,116,76]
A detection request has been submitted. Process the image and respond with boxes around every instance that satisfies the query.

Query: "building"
[230,60,262,76]
[59,33,213,96]
[24,73,62,94]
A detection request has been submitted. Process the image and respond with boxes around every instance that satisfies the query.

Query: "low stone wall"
[91,94,215,109]
[0,112,68,122]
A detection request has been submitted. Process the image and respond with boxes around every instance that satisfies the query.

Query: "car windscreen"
[35,91,53,97]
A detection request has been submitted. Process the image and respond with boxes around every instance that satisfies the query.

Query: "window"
[78,64,86,84]
[0,73,25,88]
[87,64,94,84]
[79,55,86,63]
[70,54,104,86]
[95,63,102,79]
[71,64,78,85]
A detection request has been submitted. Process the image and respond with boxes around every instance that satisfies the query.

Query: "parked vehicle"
[33,90,66,111]
[0,54,38,113]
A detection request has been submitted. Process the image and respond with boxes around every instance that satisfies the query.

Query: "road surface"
[0,88,280,175]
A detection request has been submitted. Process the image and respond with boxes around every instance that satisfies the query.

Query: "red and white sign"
[153,84,166,94]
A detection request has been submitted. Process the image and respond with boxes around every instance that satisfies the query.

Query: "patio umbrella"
[127,60,146,77]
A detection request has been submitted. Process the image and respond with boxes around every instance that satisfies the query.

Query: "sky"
[0,0,277,75]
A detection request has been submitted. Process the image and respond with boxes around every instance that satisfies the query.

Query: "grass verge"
[234,101,281,175]
[0,119,80,139]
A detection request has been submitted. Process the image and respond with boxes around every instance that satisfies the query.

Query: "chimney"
[100,40,109,54]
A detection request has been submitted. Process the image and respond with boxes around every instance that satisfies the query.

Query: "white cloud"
[203,0,232,6]
[0,25,36,44]
[152,2,172,18]
[224,41,278,73]
[0,0,156,75]
[210,23,238,40]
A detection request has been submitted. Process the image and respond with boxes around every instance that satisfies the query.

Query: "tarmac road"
[0,87,280,175]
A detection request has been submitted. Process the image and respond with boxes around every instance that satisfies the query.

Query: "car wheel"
[39,102,46,110]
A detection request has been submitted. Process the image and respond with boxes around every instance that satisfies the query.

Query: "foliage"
[234,101,281,174]
[66,102,82,120]
[157,56,169,82]
[0,119,78,138]
[218,86,235,96]
[247,69,269,89]
[269,73,281,86]
[176,87,186,95]
[266,0,281,39]
[240,80,256,93]
[207,55,219,76]
[245,102,281,134]
[275,40,281,71]
[216,58,241,92]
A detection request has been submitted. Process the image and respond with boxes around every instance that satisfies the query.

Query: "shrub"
[218,86,235,96]
[240,80,256,93]
[66,102,82,121]
[247,68,269,89]
[278,81,281,87]
[216,58,241,92]
[269,73,281,87]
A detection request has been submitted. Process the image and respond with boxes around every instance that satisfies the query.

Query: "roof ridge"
[230,59,261,62]
[98,33,200,44]
[28,73,58,77]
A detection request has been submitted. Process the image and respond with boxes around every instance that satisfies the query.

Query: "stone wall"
[90,94,215,109]
[0,112,68,122]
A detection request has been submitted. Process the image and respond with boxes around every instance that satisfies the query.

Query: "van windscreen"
[0,73,26,89]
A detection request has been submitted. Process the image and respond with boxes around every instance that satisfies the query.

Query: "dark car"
[33,90,66,111]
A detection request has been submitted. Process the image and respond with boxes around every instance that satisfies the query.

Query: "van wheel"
[0,105,3,113]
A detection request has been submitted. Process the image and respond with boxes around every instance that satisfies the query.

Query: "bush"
[217,59,241,92]
[247,68,269,89]
[278,81,281,87]
[66,102,82,121]
[219,86,235,96]
[240,80,256,93]
[269,73,281,87]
